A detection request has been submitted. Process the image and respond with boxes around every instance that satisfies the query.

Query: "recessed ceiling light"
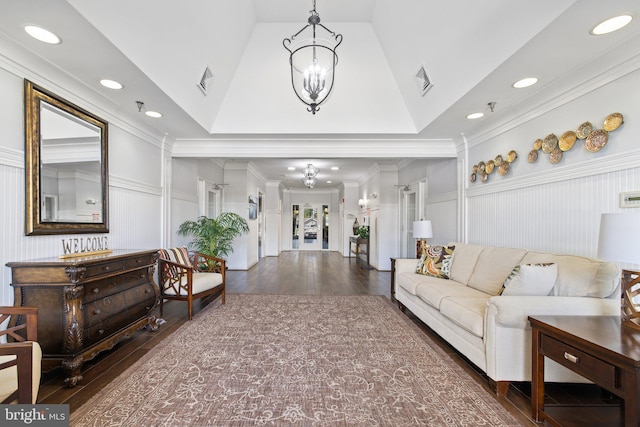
[591,15,633,35]
[99,79,123,90]
[145,111,162,118]
[326,180,332,184]
[466,112,484,120]
[512,77,538,89]
[288,166,296,171]
[24,25,61,44]
[331,166,339,170]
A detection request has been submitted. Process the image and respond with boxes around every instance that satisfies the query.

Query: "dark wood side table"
[529,315,640,427]
[390,257,397,301]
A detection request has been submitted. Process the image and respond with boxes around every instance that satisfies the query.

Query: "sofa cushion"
[500,263,558,296]
[467,246,527,295]
[415,281,489,311]
[416,245,455,279]
[521,252,618,298]
[398,272,452,296]
[163,272,223,296]
[439,297,489,338]
[448,243,484,285]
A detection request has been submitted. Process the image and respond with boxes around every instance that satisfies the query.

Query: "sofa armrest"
[395,258,418,274]
[486,296,619,329]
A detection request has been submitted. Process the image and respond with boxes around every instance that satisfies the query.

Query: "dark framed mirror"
[24,80,109,235]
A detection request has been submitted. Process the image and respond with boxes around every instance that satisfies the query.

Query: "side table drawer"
[541,335,617,391]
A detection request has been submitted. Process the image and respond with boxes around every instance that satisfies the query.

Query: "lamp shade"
[597,213,640,264]
[413,220,433,239]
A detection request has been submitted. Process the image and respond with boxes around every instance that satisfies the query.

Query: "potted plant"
[356,225,369,239]
[177,212,250,260]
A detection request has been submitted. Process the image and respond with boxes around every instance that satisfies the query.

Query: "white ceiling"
[1,0,639,188]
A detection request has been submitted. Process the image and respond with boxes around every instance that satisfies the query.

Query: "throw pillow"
[416,245,455,279]
[500,263,558,296]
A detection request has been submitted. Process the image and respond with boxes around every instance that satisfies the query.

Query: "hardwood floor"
[36,251,614,426]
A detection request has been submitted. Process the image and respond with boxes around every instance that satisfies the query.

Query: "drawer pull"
[104,266,111,271]
[93,288,100,294]
[98,329,104,335]
[94,309,101,315]
[564,352,579,364]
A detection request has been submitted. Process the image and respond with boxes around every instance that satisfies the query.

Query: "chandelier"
[283,0,342,114]
[302,163,319,188]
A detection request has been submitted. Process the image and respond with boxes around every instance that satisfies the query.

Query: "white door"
[401,191,417,258]
[291,204,327,250]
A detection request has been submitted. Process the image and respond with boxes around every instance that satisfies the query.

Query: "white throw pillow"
[501,263,558,296]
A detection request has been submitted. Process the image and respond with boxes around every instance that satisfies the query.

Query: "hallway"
[226,251,391,297]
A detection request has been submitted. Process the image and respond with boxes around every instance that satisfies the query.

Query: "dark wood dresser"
[7,249,161,386]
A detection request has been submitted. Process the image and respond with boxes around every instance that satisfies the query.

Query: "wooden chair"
[158,247,226,320]
[0,306,42,404]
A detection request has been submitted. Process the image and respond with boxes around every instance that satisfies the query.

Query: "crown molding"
[171,138,457,158]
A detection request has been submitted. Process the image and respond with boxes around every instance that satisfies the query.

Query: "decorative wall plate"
[470,172,476,183]
[506,150,518,162]
[542,134,558,153]
[585,129,609,152]
[549,147,563,164]
[494,155,503,166]
[480,172,488,183]
[576,121,593,139]
[477,161,486,172]
[559,130,577,151]
[472,164,478,173]
[533,139,543,150]
[498,161,510,176]
[485,160,495,174]
[528,149,538,163]
[603,112,623,131]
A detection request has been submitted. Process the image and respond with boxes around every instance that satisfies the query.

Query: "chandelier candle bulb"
[283,0,342,114]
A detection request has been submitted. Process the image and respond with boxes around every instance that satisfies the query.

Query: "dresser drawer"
[83,269,150,304]
[83,292,156,346]
[83,260,124,279]
[123,253,155,270]
[541,335,618,391]
[83,283,156,338]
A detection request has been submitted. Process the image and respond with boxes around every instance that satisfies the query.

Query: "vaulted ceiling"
[1,0,639,188]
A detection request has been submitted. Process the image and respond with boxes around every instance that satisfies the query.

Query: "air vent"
[197,66,214,95]
[415,65,433,96]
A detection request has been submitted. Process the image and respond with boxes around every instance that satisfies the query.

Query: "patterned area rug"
[71,294,522,426]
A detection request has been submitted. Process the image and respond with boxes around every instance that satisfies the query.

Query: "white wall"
[461,63,640,270]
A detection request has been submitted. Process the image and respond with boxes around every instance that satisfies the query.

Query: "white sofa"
[394,242,620,395]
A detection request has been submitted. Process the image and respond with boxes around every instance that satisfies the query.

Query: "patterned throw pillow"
[416,245,455,279]
[158,247,192,279]
[500,263,557,296]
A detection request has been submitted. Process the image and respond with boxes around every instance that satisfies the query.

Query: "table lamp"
[597,213,640,330]
[413,220,433,259]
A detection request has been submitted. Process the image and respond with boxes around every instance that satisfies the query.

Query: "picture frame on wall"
[249,195,258,220]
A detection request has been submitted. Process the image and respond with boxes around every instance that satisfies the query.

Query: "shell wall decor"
[470,112,624,184]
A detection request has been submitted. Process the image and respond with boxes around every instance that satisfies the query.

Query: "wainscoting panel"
[466,166,640,261]
[107,186,162,250]
[0,163,165,306]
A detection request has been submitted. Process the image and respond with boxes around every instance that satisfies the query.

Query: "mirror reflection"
[40,102,103,223]
[25,80,108,235]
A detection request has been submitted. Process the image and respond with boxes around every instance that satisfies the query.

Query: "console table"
[349,237,371,269]
[529,315,640,427]
[7,249,161,387]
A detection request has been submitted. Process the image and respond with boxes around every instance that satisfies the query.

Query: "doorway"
[291,204,328,250]
[401,190,416,258]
